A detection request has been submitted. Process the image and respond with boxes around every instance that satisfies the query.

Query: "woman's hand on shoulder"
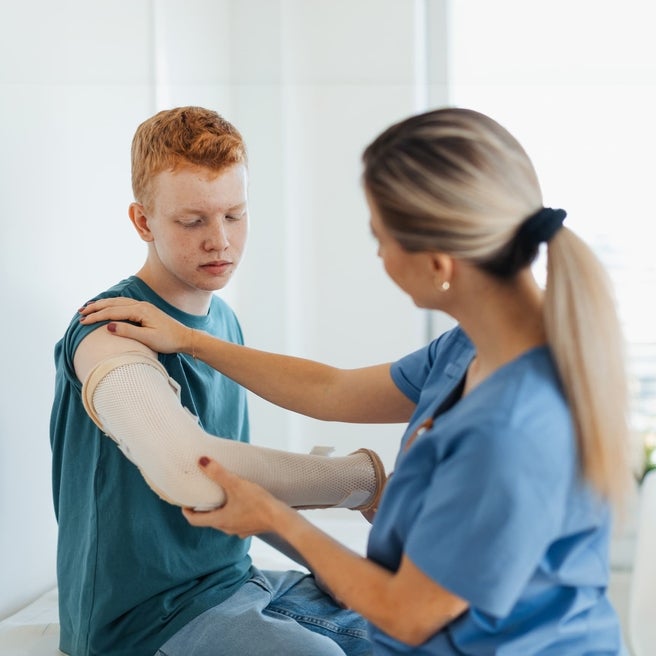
[78,297,191,355]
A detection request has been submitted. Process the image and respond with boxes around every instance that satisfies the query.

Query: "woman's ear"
[128,202,154,243]
[427,252,454,290]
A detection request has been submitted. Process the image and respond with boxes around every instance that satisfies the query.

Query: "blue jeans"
[155,567,371,656]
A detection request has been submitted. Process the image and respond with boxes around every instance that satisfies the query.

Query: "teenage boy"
[50,106,373,656]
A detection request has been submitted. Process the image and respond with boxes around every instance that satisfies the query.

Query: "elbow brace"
[82,353,385,512]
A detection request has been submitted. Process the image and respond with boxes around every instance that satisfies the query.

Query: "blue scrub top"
[367,327,626,654]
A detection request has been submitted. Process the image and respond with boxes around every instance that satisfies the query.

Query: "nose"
[203,218,230,252]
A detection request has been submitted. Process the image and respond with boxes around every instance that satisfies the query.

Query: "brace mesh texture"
[91,360,380,511]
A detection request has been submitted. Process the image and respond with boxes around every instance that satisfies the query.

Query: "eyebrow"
[179,202,247,215]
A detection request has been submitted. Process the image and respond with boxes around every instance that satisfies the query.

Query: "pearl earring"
[441,281,450,291]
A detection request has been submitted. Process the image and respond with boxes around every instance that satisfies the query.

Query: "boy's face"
[133,163,248,300]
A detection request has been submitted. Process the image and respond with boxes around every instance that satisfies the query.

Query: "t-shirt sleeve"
[404,419,569,617]
[58,314,111,393]
[58,287,138,392]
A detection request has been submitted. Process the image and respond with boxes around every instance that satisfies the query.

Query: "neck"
[454,269,546,392]
[135,264,213,316]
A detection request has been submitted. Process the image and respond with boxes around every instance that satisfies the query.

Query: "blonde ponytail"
[544,229,631,505]
[363,107,632,505]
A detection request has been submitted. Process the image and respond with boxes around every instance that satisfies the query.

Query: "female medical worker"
[80,107,630,654]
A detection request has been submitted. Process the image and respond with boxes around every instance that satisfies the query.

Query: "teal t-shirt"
[50,277,252,656]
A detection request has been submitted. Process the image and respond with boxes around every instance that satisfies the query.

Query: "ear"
[427,252,454,287]
[128,202,154,243]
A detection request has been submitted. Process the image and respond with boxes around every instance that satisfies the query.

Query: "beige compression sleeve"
[82,353,385,512]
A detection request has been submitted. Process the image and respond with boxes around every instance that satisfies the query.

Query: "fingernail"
[107,323,117,333]
[199,456,210,467]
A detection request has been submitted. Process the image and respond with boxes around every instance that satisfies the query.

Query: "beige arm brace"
[82,352,385,512]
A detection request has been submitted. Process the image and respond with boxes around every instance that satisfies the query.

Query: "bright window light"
[449,0,656,444]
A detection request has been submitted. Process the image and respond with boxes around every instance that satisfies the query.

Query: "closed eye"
[179,218,203,227]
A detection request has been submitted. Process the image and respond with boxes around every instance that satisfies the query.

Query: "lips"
[200,261,232,275]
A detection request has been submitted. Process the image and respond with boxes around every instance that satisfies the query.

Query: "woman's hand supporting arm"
[184,457,468,646]
[79,297,415,424]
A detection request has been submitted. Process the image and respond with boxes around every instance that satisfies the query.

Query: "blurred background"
[1,0,654,626]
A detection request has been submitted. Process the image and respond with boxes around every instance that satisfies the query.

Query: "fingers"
[182,505,222,527]
[198,456,234,487]
[77,297,185,354]
[78,296,141,314]
[181,458,248,535]
[104,321,140,340]
[78,297,145,325]
[182,457,278,538]
[197,457,251,503]
[181,459,231,527]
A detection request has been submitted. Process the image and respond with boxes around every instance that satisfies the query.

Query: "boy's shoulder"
[97,276,147,301]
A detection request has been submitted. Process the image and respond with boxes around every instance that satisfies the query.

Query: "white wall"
[0,0,449,618]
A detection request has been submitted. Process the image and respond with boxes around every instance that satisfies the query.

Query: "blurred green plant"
[642,431,656,482]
